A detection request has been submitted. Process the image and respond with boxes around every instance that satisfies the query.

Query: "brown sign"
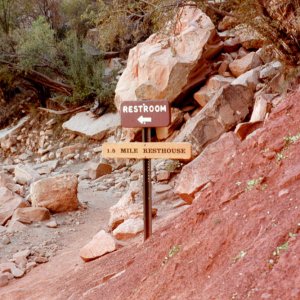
[120,100,171,128]
[102,142,192,160]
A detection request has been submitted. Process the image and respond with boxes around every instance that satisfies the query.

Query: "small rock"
[26,261,37,272]
[0,273,9,287]
[11,265,25,278]
[1,235,10,245]
[156,170,171,182]
[46,220,58,228]
[34,256,48,264]
[278,189,289,197]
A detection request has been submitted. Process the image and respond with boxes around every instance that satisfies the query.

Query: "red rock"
[175,132,240,203]
[88,162,113,180]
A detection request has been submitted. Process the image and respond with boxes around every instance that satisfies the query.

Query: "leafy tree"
[16,16,57,71]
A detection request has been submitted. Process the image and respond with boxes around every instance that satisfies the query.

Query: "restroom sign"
[120,100,171,128]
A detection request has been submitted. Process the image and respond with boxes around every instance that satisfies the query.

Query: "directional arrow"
[138,116,152,124]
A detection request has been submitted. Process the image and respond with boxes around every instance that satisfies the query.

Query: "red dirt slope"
[1,91,300,299]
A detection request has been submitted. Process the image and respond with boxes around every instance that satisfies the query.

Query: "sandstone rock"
[12,207,50,224]
[231,68,260,91]
[33,160,58,175]
[14,164,40,185]
[56,144,83,158]
[174,84,253,156]
[46,219,58,228]
[30,173,79,213]
[156,170,171,182]
[259,61,282,80]
[250,95,268,122]
[175,132,240,203]
[156,108,184,140]
[113,218,144,240]
[0,262,25,278]
[63,112,120,141]
[193,75,234,107]
[26,261,37,272]
[88,162,113,180]
[229,52,262,77]
[232,24,265,49]
[0,187,27,225]
[115,6,222,109]
[0,171,14,189]
[223,37,241,53]
[0,273,9,287]
[6,220,27,233]
[79,230,116,262]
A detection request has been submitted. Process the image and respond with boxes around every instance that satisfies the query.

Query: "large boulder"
[115,5,222,108]
[173,84,254,156]
[175,132,240,203]
[79,230,116,262]
[0,187,28,225]
[30,173,79,213]
[62,112,120,141]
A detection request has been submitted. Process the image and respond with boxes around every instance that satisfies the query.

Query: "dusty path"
[0,183,119,299]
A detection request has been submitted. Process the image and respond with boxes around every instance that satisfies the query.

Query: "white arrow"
[138,116,152,124]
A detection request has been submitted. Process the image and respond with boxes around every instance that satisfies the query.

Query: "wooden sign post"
[103,100,192,241]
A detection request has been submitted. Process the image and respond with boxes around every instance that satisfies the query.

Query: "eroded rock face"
[115,5,222,108]
[30,174,79,213]
[175,132,240,203]
[174,84,253,156]
[79,230,116,262]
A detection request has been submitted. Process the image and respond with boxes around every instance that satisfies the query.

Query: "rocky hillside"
[0,3,299,299]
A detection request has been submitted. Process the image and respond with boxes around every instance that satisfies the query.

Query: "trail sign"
[120,100,171,128]
[102,142,192,160]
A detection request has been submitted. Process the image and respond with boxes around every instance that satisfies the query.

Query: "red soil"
[1,91,300,299]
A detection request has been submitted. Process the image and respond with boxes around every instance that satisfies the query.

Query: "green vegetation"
[273,241,289,256]
[1,0,300,119]
[162,244,181,265]
[233,250,247,262]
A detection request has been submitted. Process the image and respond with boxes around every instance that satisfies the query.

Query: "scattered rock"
[229,52,262,77]
[34,256,48,264]
[30,173,79,213]
[14,165,40,185]
[0,273,9,287]
[113,218,144,240]
[174,84,253,156]
[79,230,116,262]
[193,75,234,107]
[0,187,28,225]
[1,235,10,245]
[63,112,120,141]
[156,171,171,182]
[12,207,51,224]
[88,162,113,180]
[46,219,58,228]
